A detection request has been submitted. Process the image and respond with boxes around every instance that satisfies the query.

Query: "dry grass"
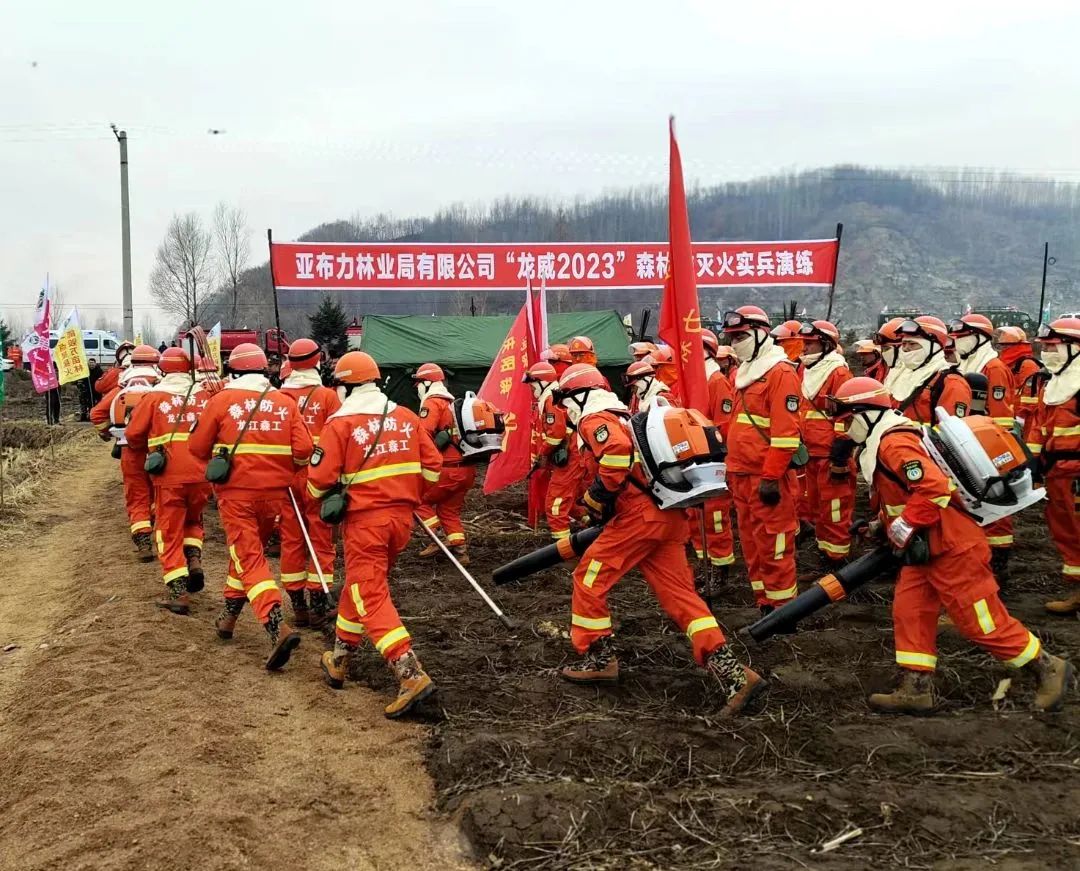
[0,423,96,525]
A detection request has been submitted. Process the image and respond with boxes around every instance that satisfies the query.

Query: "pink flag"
[29,287,58,394]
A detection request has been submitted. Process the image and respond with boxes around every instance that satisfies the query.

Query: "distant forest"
[201,165,1080,336]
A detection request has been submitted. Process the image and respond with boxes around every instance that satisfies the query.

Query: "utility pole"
[111,125,134,340]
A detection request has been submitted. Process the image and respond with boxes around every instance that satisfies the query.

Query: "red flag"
[523,280,549,525]
[478,299,535,494]
[658,116,708,413]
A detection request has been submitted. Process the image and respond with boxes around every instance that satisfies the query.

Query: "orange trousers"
[219,493,285,624]
[570,508,725,665]
[416,463,476,546]
[121,447,153,535]
[279,478,335,592]
[334,510,413,662]
[689,494,735,567]
[545,458,586,541]
[893,541,1039,672]
[983,517,1014,551]
[153,482,211,585]
[805,458,855,562]
[728,471,798,607]
[1046,474,1080,582]
[795,465,813,524]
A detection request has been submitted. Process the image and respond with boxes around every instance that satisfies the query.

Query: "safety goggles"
[722,310,769,331]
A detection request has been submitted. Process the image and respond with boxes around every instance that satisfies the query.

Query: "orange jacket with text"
[726,363,802,478]
[124,383,209,485]
[278,383,341,444]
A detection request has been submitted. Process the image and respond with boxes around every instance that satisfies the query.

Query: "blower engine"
[629,401,727,510]
[921,408,1044,525]
[452,391,505,463]
[108,382,156,445]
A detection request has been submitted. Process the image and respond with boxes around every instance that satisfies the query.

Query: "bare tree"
[49,283,66,328]
[138,315,158,346]
[212,203,250,324]
[149,213,214,327]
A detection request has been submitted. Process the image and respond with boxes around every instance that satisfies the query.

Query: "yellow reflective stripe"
[711,510,724,533]
[148,432,190,447]
[974,599,996,635]
[350,584,366,616]
[551,497,563,517]
[1020,396,1040,405]
[765,582,798,601]
[155,529,165,556]
[750,580,765,591]
[131,520,152,533]
[446,532,466,544]
[307,481,329,499]
[246,579,279,602]
[226,575,245,591]
[307,573,333,586]
[1005,632,1041,668]
[341,462,421,485]
[336,614,366,635]
[737,413,770,427]
[422,515,440,528]
[598,453,632,468]
[229,545,243,575]
[163,566,188,583]
[571,613,612,630]
[582,559,602,589]
[830,498,841,523]
[422,468,440,483]
[985,535,1014,547]
[375,626,411,655]
[885,504,904,517]
[770,437,801,448]
[930,495,952,508]
[212,443,294,455]
[773,532,787,560]
[280,571,308,583]
[1063,564,1080,577]
[1053,426,1080,437]
[552,529,571,540]
[991,417,1015,428]
[710,554,736,566]
[685,616,720,639]
[805,409,827,420]
[95,420,111,432]
[833,421,847,433]
[182,537,203,549]
[311,435,320,445]
[896,650,938,669]
[693,549,704,559]
[818,540,851,555]
[543,435,563,445]
[1027,443,1042,455]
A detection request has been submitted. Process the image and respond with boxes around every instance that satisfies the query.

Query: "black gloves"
[552,445,570,467]
[583,480,618,522]
[758,478,781,506]
[829,437,855,480]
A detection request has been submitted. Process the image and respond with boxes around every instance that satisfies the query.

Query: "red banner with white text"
[270,239,838,292]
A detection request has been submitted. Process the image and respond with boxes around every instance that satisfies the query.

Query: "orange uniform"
[124,379,211,587]
[415,393,476,547]
[307,393,442,661]
[571,409,726,664]
[1013,361,1048,445]
[871,426,1039,672]
[898,369,971,427]
[864,358,889,383]
[802,361,856,563]
[277,380,341,593]
[90,383,155,538]
[1027,395,1080,584]
[94,366,122,398]
[537,387,584,540]
[727,361,803,607]
[975,357,1017,552]
[189,378,314,624]
[690,364,735,567]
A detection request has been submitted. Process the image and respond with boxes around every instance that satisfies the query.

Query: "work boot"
[157,578,190,615]
[184,546,205,593]
[1027,651,1073,712]
[265,531,281,558]
[868,669,936,714]
[384,649,435,718]
[287,589,310,628]
[215,598,245,640]
[320,639,356,690]
[418,542,441,559]
[990,548,1011,590]
[449,544,470,567]
[264,606,301,671]
[308,590,330,631]
[560,636,619,685]
[1045,587,1080,616]
[132,532,155,563]
[705,646,767,717]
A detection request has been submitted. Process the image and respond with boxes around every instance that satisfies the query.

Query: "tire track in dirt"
[0,443,474,871]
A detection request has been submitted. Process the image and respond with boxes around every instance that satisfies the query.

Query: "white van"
[20,330,122,368]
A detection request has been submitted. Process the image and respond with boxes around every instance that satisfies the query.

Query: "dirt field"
[1,433,1079,870]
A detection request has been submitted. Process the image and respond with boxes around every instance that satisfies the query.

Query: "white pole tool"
[413,512,518,630]
[288,488,330,595]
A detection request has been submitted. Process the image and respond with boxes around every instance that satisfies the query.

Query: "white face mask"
[530,382,544,401]
[563,396,584,425]
[956,334,979,358]
[416,381,429,402]
[900,339,933,371]
[336,385,347,403]
[633,377,651,399]
[882,345,900,368]
[846,410,882,444]
[800,351,823,367]
[1042,346,1070,374]
[731,333,757,362]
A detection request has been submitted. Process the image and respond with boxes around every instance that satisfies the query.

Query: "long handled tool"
[493,524,602,586]
[288,488,330,596]
[413,512,518,630]
[697,508,714,611]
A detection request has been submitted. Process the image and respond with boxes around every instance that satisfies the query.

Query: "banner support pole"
[267,229,282,350]
[1038,241,1050,330]
[825,222,843,322]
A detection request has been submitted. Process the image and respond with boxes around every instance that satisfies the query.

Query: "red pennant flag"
[658,116,708,414]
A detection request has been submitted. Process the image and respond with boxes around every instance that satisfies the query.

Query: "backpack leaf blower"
[493,525,603,586]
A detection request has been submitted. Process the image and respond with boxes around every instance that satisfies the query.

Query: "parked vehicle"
[19,329,121,368]
[176,327,290,362]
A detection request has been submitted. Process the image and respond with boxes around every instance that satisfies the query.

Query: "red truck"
[177,327,290,361]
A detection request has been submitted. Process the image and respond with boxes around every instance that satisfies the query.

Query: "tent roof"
[360,311,632,368]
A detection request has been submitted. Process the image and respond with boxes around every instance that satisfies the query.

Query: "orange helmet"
[875,317,906,346]
[558,363,607,394]
[280,360,293,380]
[701,329,719,356]
[948,313,995,339]
[158,347,191,375]
[568,336,595,355]
[523,361,558,384]
[545,343,573,364]
[287,337,321,368]
[853,339,879,355]
[798,319,841,347]
[1038,317,1080,344]
[624,359,656,384]
[115,340,135,363]
[334,351,380,384]
[412,362,445,382]
[898,316,949,348]
[996,326,1027,345]
[629,340,658,361]
[722,305,771,334]
[715,346,738,363]
[130,344,160,366]
[227,343,268,373]
[647,345,675,367]
[829,376,892,414]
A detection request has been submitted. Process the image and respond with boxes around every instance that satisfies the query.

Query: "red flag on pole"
[658,116,708,413]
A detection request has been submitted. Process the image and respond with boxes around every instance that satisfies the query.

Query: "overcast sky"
[3,0,1079,335]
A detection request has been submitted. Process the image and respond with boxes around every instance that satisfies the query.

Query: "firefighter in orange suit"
[554,363,765,716]
[875,317,907,397]
[90,344,161,560]
[949,313,1018,579]
[1028,318,1080,614]
[93,340,135,398]
[830,377,1070,713]
[125,347,211,614]
[624,357,673,414]
[629,341,658,361]
[688,329,735,573]
[308,352,443,718]
[188,343,313,672]
[544,344,574,378]
[798,320,856,567]
[721,306,803,612]
[277,338,342,629]
[413,363,475,564]
[568,335,598,367]
[524,361,584,541]
[770,321,811,531]
[998,327,1047,444]
[854,339,889,383]
[888,316,972,426]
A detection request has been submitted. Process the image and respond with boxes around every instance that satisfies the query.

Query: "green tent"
[360,311,633,407]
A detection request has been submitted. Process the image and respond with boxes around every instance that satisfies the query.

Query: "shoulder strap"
[299,384,320,413]
[162,385,196,446]
[737,388,772,446]
[228,385,273,461]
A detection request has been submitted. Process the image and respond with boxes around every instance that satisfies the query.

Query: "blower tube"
[493,525,603,586]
